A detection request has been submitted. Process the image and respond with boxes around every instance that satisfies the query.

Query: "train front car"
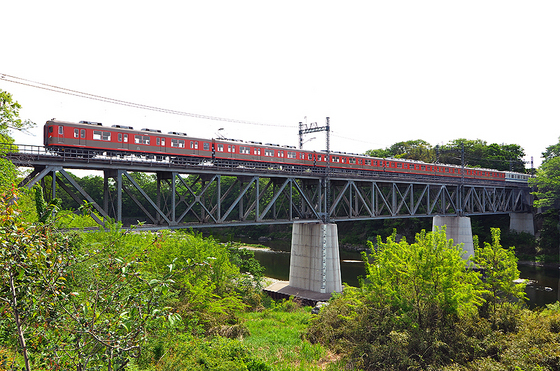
[505,171,530,184]
[44,119,99,155]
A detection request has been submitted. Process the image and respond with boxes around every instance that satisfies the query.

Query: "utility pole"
[298,117,331,222]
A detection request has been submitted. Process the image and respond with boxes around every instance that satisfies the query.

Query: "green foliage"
[474,228,526,319]
[48,224,177,370]
[535,209,560,256]
[0,159,17,195]
[0,189,74,371]
[33,186,60,224]
[365,138,526,172]
[0,89,35,138]
[240,303,330,371]
[541,136,560,165]
[363,228,485,328]
[531,156,560,208]
[309,229,487,370]
[308,228,545,370]
[140,231,250,334]
[440,139,526,172]
[133,333,270,371]
[365,139,434,162]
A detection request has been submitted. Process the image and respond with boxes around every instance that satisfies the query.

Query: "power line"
[0,73,293,128]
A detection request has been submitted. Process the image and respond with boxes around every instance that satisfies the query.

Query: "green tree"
[0,189,72,371]
[530,138,560,208]
[363,228,485,329]
[530,139,560,260]
[541,136,560,165]
[53,225,177,370]
[365,139,435,162]
[531,157,560,209]
[439,139,526,172]
[364,147,392,158]
[0,89,35,142]
[474,228,526,319]
[0,90,35,194]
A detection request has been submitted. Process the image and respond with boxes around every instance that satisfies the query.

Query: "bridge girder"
[8,145,532,230]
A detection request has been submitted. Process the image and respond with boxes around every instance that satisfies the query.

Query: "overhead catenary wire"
[0,73,293,128]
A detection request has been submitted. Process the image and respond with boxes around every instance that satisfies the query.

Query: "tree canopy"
[366,139,434,162]
[541,136,560,165]
[365,138,527,172]
[0,89,35,192]
[530,137,560,208]
[0,89,35,142]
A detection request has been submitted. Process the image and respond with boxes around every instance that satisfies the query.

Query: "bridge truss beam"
[18,164,531,230]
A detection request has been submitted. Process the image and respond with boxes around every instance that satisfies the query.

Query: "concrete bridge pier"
[509,213,535,235]
[433,216,475,260]
[288,222,343,295]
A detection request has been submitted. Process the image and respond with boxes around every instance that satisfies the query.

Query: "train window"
[171,139,184,147]
[308,154,313,160]
[94,131,102,140]
[156,138,160,145]
[240,146,250,154]
[81,129,85,139]
[123,134,128,143]
[300,153,305,160]
[161,139,165,145]
[48,126,53,133]
[204,142,210,151]
[254,148,261,155]
[135,135,141,144]
[365,159,371,166]
[118,133,123,142]
[397,163,402,168]
[74,129,79,138]
[349,158,356,164]
[265,149,274,157]
[218,144,224,152]
[190,141,199,149]
[358,159,362,165]
[102,132,111,141]
[287,151,296,159]
[317,155,322,161]
[278,151,284,158]
[58,126,64,135]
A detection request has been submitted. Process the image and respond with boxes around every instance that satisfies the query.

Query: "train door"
[56,124,65,144]
[156,137,166,153]
[116,132,130,151]
[79,129,86,146]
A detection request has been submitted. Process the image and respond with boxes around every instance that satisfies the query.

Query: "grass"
[239,299,345,371]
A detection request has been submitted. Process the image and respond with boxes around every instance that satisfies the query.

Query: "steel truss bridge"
[4,145,532,229]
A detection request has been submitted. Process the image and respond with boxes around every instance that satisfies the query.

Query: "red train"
[43,119,529,184]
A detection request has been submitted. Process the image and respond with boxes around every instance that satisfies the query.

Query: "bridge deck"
[3,144,532,229]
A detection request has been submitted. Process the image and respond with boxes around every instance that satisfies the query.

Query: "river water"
[249,242,560,308]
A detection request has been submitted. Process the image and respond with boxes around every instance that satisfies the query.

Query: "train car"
[505,171,530,183]
[44,119,214,160]
[43,119,528,185]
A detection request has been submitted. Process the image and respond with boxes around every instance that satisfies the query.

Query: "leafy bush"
[308,227,536,370]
